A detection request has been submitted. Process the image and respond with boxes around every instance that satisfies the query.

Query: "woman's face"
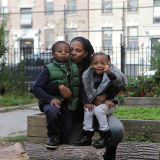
[70,40,88,65]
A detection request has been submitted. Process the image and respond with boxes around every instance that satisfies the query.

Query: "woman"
[36,37,127,160]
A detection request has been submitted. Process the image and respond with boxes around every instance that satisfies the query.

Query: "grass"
[9,131,26,135]
[4,135,27,142]
[113,106,160,120]
[0,93,38,108]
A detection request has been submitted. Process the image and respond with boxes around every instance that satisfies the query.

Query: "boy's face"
[52,43,70,63]
[91,54,108,74]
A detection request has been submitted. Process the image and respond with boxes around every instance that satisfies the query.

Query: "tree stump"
[0,143,29,160]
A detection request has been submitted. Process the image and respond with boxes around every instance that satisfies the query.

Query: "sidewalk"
[0,104,41,139]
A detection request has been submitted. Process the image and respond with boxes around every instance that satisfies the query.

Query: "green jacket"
[39,60,80,111]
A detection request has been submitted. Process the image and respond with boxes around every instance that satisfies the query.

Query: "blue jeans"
[69,114,124,147]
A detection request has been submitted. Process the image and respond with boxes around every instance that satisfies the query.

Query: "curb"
[0,104,38,113]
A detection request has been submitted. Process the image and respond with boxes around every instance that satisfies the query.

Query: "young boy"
[32,41,87,149]
[73,52,123,149]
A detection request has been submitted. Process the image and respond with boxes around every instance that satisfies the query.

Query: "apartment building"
[1,0,160,74]
[1,0,88,62]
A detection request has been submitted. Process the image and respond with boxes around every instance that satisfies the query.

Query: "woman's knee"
[108,115,124,146]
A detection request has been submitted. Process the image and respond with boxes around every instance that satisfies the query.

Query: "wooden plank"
[120,119,160,132]
[120,97,160,105]
[28,115,46,127]
[27,126,47,137]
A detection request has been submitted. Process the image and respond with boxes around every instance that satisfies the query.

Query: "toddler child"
[32,41,84,149]
[73,52,122,149]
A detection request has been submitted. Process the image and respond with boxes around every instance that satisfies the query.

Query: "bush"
[0,60,29,96]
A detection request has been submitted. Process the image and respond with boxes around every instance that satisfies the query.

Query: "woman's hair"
[91,52,111,62]
[70,36,94,70]
[52,41,70,53]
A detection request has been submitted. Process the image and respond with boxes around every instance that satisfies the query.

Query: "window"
[68,0,76,14]
[0,0,8,17]
[102,27,112,51]
[21,8,32,29]
[127,27,138,50]
[45,0,54,15]
[67,28,77,43]
[45,29,54,50]
[153,0,160,23]
[128,0,138,12]
[102,0,112,13]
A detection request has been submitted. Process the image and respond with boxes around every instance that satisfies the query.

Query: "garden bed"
[27,113,160,144]
[118,97,160,108]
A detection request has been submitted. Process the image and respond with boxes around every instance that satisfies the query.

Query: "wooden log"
[23,141,103,160]
[0,143,29,160]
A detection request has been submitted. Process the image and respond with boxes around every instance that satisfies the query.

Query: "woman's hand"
[50,99,61,108]
[84,104,94,112]
[104,100,115,109]
[59,84,72,101]
[103,60,111,75]
[93,93,107,106]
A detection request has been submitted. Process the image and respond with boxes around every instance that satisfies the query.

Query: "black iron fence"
[0,46,153,84]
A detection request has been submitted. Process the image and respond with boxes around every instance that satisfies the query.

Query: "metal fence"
[0,46,153,84]
[0,1,159,82]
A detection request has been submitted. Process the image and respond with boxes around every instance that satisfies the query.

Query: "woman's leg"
[103,115,124,160]
[107,114,124,147]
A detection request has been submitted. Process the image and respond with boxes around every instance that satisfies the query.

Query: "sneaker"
[46,138,59,149]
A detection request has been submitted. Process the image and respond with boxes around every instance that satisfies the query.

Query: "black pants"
[43,103,76,144]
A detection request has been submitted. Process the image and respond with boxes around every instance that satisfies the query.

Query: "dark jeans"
[43,103,76,144]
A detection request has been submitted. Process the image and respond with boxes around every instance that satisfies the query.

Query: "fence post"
[64,5,67,41]
[121,2,125,74]
[121,34,125,73]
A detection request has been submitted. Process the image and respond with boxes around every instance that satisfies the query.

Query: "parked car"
[25,52,53,82]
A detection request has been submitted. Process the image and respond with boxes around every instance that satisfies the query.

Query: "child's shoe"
[93,130,111,149]
[46,138,59,149]
[73,130,94,146]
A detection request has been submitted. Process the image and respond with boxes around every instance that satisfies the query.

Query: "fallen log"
[0,143,29,160]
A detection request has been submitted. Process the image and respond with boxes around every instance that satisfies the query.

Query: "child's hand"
[50,99,61,108]
[104,100,114,109]
[103,60,111,75]
[59,84,72,101]
[84,104,94,112]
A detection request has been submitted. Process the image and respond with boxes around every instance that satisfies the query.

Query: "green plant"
[117,94,125,103]
[123,122,159,143]
[4,135,27,142]
[113,106,160,120]
[0,93,38,107]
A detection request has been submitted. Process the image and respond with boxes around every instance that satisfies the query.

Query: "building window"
[127,27,138,50]
[45,29,54,50]
[67,28,77,43]
[68,0,76,14]
[153,0,160,23]
[45,0,54,15]
[21,8,32,29]
[102,27,112,52]
[0,0,8,17]
[128,0,138,12]
[102,0,112,13]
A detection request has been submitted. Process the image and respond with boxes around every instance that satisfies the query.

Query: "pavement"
[0,104,41,140]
